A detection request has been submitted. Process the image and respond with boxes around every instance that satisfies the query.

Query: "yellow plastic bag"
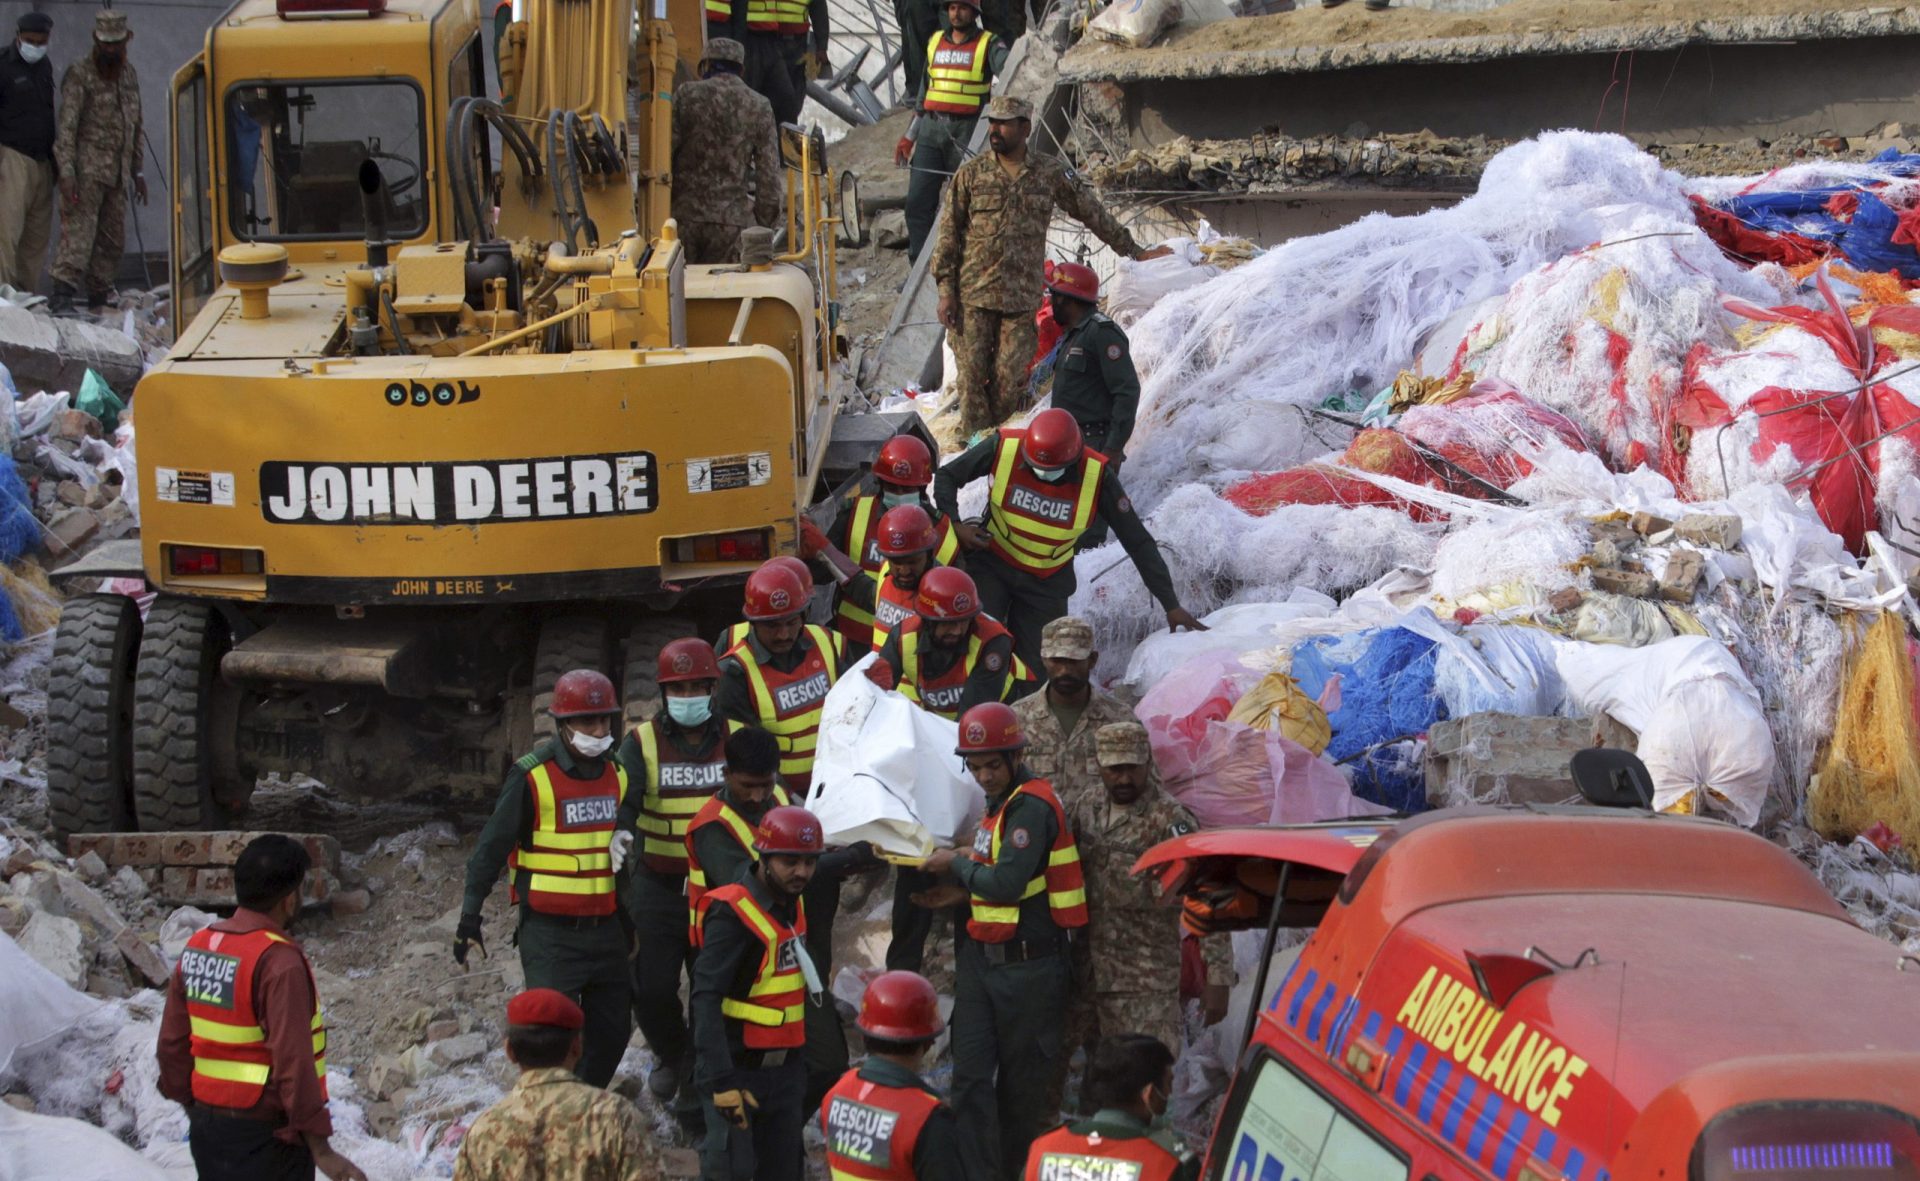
[1226,671,1331,756]
[1809,611,1920,850]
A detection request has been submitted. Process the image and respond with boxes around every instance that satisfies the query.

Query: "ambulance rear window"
[1211,1051,1408,1181]
[1695,1104,1920,1181]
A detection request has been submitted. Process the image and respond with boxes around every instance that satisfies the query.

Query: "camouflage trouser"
[679,220,747,265]
[1091,989,1184,1057]
[52,181,124,300]
[952,303,1038,439]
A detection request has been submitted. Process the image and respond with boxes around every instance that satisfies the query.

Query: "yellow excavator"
[45,0,905,835]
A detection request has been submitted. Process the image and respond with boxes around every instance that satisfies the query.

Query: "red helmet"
[754,804,825,856]
[744,560,809,621]
[550,669,619,719]
[657,637,719,685]
[875,435,934,488]
[769,554,815,589]
[876,504,938,558]
[1046,261,1100,304]
[1021,409,1083,470]
[857,970,943,1041]
[915,566,980,622]
[955,701,1025,756]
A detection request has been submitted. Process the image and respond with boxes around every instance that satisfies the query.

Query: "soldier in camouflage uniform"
[670,38,782,265]
[1076,722,1232,1054]
[930,95,1164,437]
[1010,616,1136,820]
[50,11,144,313]
[454,989,654,1181]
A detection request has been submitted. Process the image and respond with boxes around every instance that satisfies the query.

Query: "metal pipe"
[458,294,604,356]
[728,297,758,346]
[1238,861,1293,1055]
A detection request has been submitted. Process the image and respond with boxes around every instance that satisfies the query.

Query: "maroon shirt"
[156,908,333,1144]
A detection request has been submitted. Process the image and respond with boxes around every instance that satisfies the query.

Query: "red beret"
[505,988,584,1031]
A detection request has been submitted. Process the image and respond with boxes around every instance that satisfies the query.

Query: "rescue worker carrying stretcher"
[819,970,965,1181]
[615,638,744,1108]
[825,435,960,651]
[824,503,956,655]
[691,804,828,1181]
[457,669,632,1089]
[917,702,1088,1180]
[714,559,846,796]
[934,407,1205,675]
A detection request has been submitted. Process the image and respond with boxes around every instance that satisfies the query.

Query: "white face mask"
[1032,465,1068,483]
[16,42,46,64]
[569,730,614,758]
[666,694,712,727]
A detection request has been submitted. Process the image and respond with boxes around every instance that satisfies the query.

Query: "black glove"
[849,840,884,871]
[454,913,486,966]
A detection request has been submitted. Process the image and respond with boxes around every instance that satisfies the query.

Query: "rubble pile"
[1057,130,1920,932]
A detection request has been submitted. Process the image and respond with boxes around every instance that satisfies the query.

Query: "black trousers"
[625,868,695,1076]
[188,1110,314,1181]
[744,32,808,127]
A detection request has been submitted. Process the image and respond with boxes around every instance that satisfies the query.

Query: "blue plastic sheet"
[1290,627,1445,811]
[1710,150,1920,279]
[0,456,38,642]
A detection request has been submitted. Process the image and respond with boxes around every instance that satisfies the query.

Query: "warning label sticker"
[156,468,236,507]
[687,452,773,494]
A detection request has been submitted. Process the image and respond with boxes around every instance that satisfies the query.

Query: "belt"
[189,1102,283,1124]
[524,911,618,929]
[978,936,1065,965]
[737,1048,791,1069]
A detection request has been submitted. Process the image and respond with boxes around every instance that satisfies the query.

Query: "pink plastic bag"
[1136,652,1371,827]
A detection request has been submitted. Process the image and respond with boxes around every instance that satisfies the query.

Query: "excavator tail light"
[669,530,771,564]
[168,545,264,577]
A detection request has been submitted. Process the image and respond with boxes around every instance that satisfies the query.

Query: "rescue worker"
[930,95,1167,437]
[157,834,368,1181]
[615,638,742,1105]
[50,10,144,314]
[452,989,652,1181]
[457,669,633,1089]
[894,0,1007,263]
[873,563,1031,975]
[934,407,1205,674]
[828,435,960,650]
[714,559,846,795]
[735,0,831,128]
[691,804,826,1181]
[717,554,815,655]
[892,0,941,107]
[1023,1035,1198,1181]
[831,503,952,655]
[1012,616,1133,817]
[0,12,55,294]
[1077,723,1231,1055]
[684,725,790,939]
[918,702,1087,1180]
[671,38,783,265]
[1044,262,1139,466]
[818,971,964,1181]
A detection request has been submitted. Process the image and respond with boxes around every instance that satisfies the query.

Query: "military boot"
[46,282,76,314]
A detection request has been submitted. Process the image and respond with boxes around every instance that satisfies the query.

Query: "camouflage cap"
[702,36,745,65]
[983,94,1032,122]
[92,10,128,42]
[1095,722,1152,768]
[1039,615,1094,661]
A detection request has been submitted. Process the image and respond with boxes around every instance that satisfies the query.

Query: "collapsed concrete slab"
[0,306,145,400]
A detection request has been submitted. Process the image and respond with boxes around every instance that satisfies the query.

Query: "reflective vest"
[634,718,743,876]
[696,882,809,1049]
[834,496,960,649]
[896,615,1033,720]
[984,432,1108,577]
[685,785,792,936]
[746,0,809,34]
[967,778,1087,942]
[1024,1123,1186,1181]
[923,30,995,116]
[735,624,843,793]
[821,1070,945,1181]
[180,926,327,1109]
[867,564,923,652]
[719,622,751,654]
[706,0,729,21]
[507,758,629,917]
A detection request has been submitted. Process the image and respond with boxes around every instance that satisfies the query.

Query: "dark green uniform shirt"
[462,739,631,917]
[933,435,1181,610]
[713,627,836,733]
[876,616,1016,717]
[1052,311,1140,463]
[835,1057,967,1181]
[689,866,801,1091]
[950,770,1068,944]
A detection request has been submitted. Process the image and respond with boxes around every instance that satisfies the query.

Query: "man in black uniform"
[1044,261,1139,465]
[934,407,1205,674]
[691,804,826,1181]
[457,670,633,1089]
[0,12,56,293]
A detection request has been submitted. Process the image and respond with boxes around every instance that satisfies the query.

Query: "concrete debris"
[1589,567,1657,598]
[17,910,87,990]
[1658,549,1706,603]
[0,305,144,401]
[1675,513,1744,549]
[72,850,108,883]
[71,830,344,908]
[425,1033,489,1070]
[111,927,171,988]
[872,209,909,250]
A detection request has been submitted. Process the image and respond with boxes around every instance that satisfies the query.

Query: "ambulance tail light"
[168,545,265,577]
[669,529,771,564]
[1695,1104,1920,1181]
[1342,1035,1389,1092]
